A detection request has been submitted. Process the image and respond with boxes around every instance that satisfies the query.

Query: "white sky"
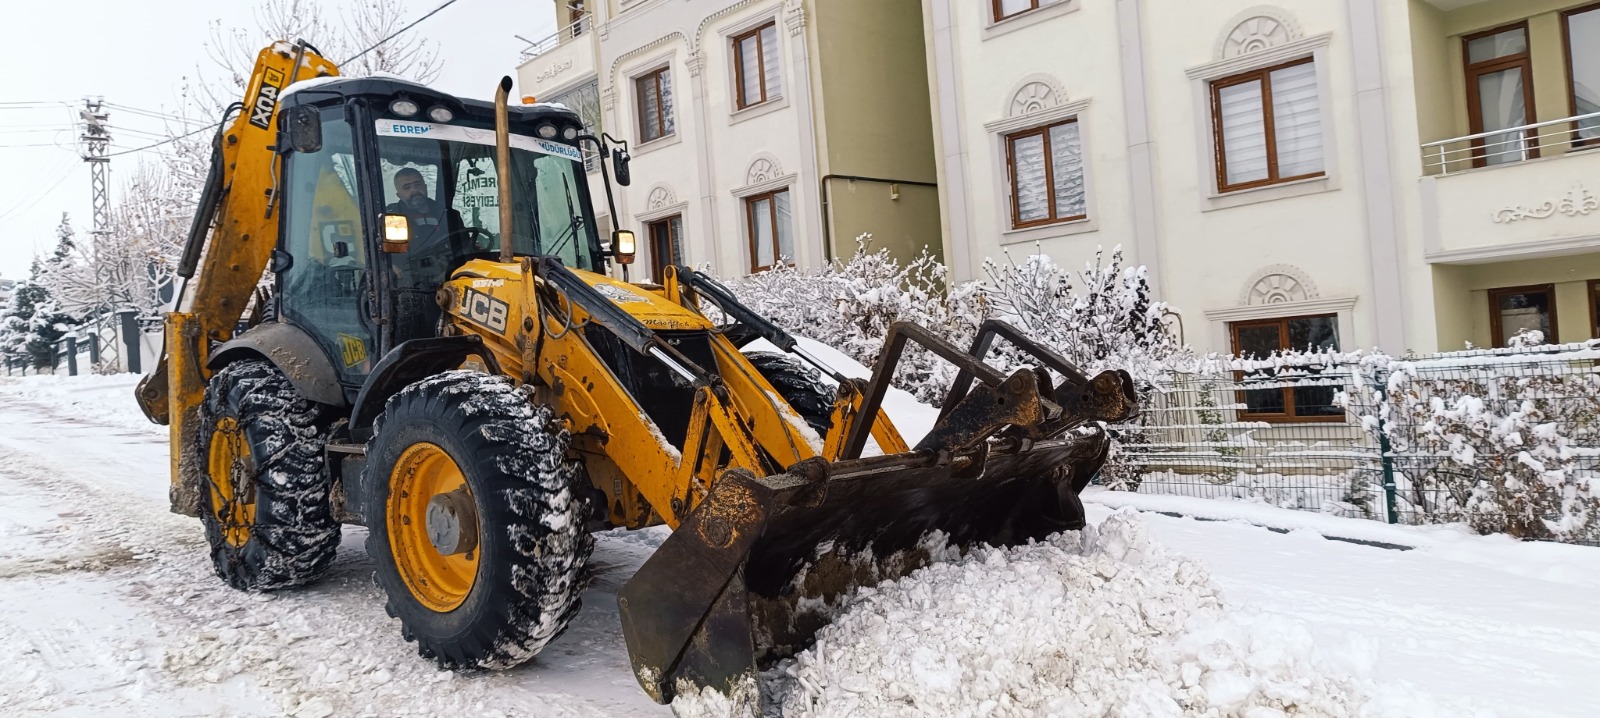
[0,0,556,282]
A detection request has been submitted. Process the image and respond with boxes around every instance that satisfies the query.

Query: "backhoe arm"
[135,41,337,513]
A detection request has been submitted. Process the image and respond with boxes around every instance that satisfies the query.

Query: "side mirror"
[381,214,412,253]
[612,146,631,186]
[613,229,637,264]
[269,247,294,273]
[285,105,322,153]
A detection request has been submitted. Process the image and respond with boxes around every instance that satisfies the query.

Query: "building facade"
[924,0,1600,366]
[515,0,943,283]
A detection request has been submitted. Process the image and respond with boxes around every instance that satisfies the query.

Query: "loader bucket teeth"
[617,427,1113,704]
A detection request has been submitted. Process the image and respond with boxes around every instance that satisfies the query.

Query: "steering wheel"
[451,226,498,254]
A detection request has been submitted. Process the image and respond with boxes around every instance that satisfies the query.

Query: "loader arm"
[134,41,339,512]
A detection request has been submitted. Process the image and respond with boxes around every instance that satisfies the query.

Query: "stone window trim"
[744,188,793,273]
[636,200,688,225]
[622,53,678,153]
[1186,32,1339,210]
[982,0,1080,42]
[984,97,1095,237]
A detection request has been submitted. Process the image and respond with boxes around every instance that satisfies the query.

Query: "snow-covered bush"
[713,237,1177,408]
[1339,349,1600,543]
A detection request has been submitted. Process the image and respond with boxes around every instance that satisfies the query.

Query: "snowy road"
[2,374,1597,716]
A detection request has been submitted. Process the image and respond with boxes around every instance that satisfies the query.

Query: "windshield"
[372,118,601,288]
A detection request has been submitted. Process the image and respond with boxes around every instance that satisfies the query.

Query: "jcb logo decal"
[249,67,286,129]
[338,333,368,368]
[460,288,509,333]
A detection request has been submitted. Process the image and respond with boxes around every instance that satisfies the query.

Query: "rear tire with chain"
[364,371,593,669]
[195,358,340,591]
[743,351,835,437]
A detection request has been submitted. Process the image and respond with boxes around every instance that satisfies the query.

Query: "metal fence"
[1104,341,1600,545]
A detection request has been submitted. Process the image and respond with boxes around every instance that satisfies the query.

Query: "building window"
[545,80,602,172]
[1210,57,1324,193]
[733,22,782,110]
[1489,284,1557,347]
[1563,4,1600,147]
[1230,314,1342,422]
[1005,119,1085,228]
[647,214,684,282]
[636,67,674,143]
[745,188,793,272]
[1463,23,1537,167]
[992,0,1056,22]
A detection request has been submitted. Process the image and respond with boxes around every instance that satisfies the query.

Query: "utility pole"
[79,98,111,237]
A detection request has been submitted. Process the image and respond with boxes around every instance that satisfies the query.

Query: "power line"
[341,0,464,65]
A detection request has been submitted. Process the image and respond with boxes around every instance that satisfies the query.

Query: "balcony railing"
[1422,111,1600,176]
[517,17,591,62]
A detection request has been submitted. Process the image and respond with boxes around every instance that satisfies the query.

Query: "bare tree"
[341,0,442,83]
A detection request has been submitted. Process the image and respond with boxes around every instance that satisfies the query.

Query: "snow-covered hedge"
[710,236,1178,407]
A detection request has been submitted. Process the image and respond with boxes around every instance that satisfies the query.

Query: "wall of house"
[1434,253,1600,347]
[812,0,943,265]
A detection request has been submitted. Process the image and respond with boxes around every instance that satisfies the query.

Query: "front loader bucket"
[617,428,1113,704]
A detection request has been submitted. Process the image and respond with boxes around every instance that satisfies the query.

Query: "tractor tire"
[195,358,340,591]
[363,371,593,670]
[744,351,834,437]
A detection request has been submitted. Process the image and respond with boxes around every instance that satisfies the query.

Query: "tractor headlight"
[536,123,559,139]
[427,105,454,123]
[389,99,420,117]
[561,126,578,141]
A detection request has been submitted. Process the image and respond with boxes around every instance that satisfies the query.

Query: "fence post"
[120,310,141,374]
[1372,367,1400,524]
[87,333,100,366]
[65,336,79,376]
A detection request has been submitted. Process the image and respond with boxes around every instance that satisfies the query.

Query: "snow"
[3,372,1598,717]
[740,336,938,449]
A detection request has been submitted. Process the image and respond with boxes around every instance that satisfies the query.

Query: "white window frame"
[984,97,1098,244]
[1186,33,1339,211]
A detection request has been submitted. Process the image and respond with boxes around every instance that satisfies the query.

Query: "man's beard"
[403,195,431,211]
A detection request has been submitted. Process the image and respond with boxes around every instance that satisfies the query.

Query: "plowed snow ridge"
[675,510,1472,718]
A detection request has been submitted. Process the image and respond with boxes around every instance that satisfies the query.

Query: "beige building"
[924,0,1600,373]
[514,0,942,282]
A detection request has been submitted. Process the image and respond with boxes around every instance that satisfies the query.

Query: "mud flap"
[617,427,1113,704]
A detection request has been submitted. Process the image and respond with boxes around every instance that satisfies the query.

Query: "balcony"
[514,19,596,103]
[1419,113,1600,264]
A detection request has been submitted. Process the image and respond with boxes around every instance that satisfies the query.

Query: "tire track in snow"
[0,393,668,717]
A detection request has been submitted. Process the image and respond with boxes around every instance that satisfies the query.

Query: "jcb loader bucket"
[618,320,1138,703]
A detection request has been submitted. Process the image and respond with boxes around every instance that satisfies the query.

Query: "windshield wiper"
[544,174,585,259]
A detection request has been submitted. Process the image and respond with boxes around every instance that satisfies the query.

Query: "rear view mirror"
[612,146,631,186]
[285,105,322,154]
[381,214,412,253]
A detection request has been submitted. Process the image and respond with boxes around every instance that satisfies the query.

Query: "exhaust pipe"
[495,76,515,264]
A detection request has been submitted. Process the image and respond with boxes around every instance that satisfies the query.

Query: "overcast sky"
[0,0,556,282]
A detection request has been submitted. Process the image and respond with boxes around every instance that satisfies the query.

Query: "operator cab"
[269,77,608,394]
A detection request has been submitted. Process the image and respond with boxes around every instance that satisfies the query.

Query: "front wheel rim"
[389,442,481,612]
[207,416,255,547]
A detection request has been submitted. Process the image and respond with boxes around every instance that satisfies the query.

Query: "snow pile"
[744,510,1413,717]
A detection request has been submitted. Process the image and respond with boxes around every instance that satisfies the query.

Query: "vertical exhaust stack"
[495,76,515,264]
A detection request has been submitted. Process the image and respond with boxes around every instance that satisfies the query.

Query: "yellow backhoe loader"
[135,40,1138,703]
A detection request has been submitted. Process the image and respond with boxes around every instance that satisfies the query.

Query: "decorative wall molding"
[1187,32,1331,81]
[1005,74,1069,118]
[694,0,764,53]
[607,32,686,95]
[982,97,1091,136]
[685,52,705,77]
[636,200,688,224]
[1491,183,1598,223]
[601,87,616,110]
[745,155,784,185]
[646,185,679,211]
[785,0,807,36]
[1214,6,1303,60]
[1239,264,1320,306]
